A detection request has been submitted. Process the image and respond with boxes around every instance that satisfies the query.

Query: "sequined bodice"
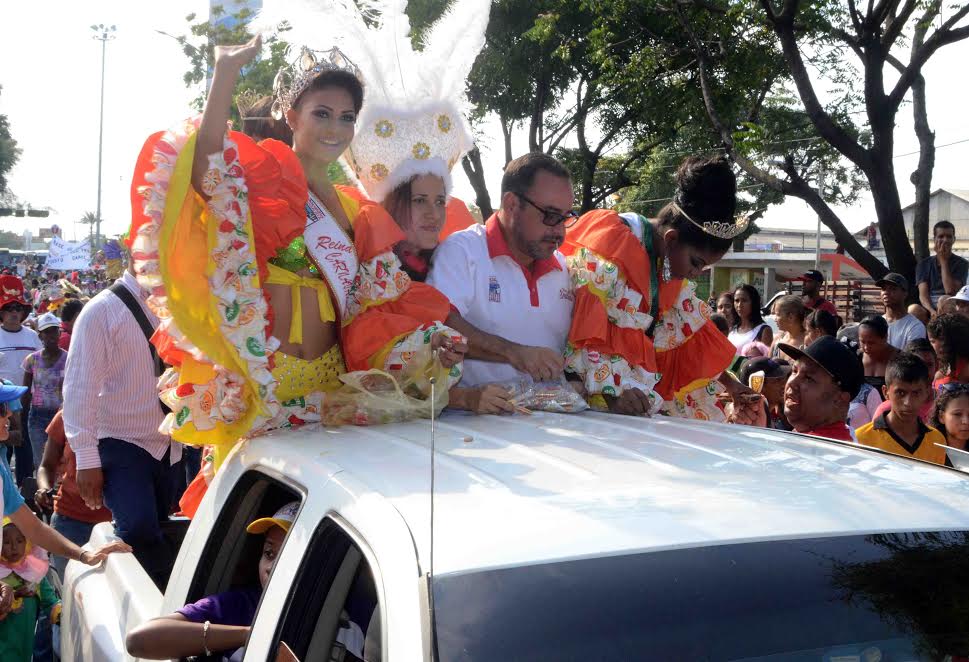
[269,236,319,275]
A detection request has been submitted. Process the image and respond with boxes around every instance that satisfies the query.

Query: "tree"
[0,86,21,199]
[78,211,98,245]
[0,230,21,250]
[672,0,969,282]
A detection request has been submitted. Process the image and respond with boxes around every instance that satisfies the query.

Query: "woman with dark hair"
[927,313,969,390]
[804,308,839,345]
[716,291,738,328]
[858,315,898,393]
[563,155,752,420]
[728,284,772,354]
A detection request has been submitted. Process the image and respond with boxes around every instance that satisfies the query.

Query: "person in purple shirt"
[125,502,298,660]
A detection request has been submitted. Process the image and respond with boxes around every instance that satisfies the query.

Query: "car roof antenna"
[428,374,438,657]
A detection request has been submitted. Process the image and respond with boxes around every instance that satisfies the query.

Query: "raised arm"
[191,36,262,199]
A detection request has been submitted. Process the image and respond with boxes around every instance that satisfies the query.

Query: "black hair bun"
[674,155,737,222]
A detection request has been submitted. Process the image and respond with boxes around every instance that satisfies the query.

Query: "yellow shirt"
[855,413,948,465]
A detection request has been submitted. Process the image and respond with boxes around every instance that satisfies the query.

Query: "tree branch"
[881,0,920,49]
[887,3,969,108]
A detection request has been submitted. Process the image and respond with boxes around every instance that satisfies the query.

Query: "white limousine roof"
[239,411,969,576]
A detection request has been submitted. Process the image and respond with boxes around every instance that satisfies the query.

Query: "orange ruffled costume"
[561,210,736,420]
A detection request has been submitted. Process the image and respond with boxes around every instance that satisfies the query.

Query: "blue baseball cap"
[0,382,27,404]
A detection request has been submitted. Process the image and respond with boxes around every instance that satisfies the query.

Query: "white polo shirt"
[427,216,573,386]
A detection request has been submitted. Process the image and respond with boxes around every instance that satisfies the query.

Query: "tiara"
[671,202,750,240]
[271,46,361,120]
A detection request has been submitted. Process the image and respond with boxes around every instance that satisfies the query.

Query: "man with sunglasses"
[428,152,576,387]
[0,275,42,485]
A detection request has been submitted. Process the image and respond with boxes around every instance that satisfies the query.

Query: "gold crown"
[271,46,361,120]
[671,202,750,240]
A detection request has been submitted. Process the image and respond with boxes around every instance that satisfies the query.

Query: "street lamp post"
[91,24,116,251]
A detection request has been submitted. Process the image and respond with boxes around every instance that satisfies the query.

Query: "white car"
[62,411,969,661]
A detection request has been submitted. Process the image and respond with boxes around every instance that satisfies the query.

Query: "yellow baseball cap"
[246,501,299,535]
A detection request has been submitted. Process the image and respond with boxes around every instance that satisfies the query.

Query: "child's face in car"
[259,526,287,589]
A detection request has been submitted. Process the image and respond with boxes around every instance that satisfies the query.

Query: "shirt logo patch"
[488,276,501,303]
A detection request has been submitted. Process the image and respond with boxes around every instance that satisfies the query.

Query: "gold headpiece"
[271,46,361,120]
[671,202,750,240]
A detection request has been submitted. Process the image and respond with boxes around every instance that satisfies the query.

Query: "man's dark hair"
[709,313,730,336]
[933,220,956,237]
[501,152,571,196]
[885,351,930,387]
[904,337,935,357]
[60,299,84,324]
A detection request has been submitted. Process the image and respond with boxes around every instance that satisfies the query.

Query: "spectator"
[770,294,806,359]
[716,291,738,328]
[728,284,772,354]
[847,382,883,432]
[34,411,113,577]
[927,313,969,391]
[907,303,930,327]
[855,352,946,464]
[0,520,61,661]
[57,299,84,352]
[427,152,574,386]
[64,264,182,588]
[0,275,41,485]
[776,336,864,441]
[738,357,791,430]
[871,338,938,426]
[858,315,898,393]
[933,383,969,453]
[803,308,839,345]
[946,285,969,319]
[876,272,926,349]
[937,294,956,316]
[21,313,66,471]
[799,270,838,316]
[917,220,968,315]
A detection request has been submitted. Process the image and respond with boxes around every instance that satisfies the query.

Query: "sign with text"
[46,237,91,270]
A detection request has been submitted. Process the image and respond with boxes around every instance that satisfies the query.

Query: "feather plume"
[417,0,491,102]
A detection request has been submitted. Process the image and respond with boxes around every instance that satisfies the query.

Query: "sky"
[2,1,968,243]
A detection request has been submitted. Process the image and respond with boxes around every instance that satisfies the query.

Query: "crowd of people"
[2,3,969,658]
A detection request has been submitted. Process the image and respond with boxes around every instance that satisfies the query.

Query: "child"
[21,312,67,468]
[871,338,937,425]
[933,383,969,452]
[0,519,61,660]
[855,352,947,465]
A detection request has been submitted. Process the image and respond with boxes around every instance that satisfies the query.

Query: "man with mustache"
[427,153,576,387]
[775,336,865,441]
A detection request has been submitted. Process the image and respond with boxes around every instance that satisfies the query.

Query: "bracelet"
[202,620,212,656]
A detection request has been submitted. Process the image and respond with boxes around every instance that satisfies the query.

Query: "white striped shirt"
[64,271,181,470]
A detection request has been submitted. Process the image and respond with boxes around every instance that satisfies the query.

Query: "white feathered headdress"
[252,0,492,202]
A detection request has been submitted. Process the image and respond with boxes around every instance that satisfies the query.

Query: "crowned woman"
[563,155,753,420]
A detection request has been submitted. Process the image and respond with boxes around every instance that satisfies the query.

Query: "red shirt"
[45,411,113,524]
[804,421,854,441]
[805,296,838,317]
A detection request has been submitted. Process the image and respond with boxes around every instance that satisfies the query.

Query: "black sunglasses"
[516,193,579,228]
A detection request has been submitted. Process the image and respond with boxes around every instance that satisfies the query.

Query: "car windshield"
[433,531,969,661]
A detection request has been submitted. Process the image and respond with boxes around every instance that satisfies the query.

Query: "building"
[901,189,969,250]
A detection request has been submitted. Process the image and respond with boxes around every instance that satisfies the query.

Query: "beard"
[512,220,563,261]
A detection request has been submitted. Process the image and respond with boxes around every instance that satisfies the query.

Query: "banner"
[46,237,92,270]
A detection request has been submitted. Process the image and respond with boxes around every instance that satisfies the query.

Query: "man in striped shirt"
[63,266,182,586]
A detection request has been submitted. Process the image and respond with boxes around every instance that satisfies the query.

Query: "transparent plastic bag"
[499,376,589,414]
[321,365,451,426]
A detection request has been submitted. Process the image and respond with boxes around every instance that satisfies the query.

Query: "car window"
[273,517,381,662]
[186,470,301,607]
[434,531,969,661]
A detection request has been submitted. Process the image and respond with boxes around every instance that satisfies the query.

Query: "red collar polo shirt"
[426,214,574,387]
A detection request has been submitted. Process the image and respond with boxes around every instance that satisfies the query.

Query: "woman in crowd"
[563,155,752,419]
[803,308,839,345]
[927,313,969,390]
[857,315,898,393]
[770,294,806,358]
[716,292,738,328]
[728,284,773,354]
[21,313,66,470]
[933,383,969,452]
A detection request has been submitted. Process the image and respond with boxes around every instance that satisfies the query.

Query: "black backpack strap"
[109,282,171,414]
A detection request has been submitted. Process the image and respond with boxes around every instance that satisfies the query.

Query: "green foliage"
[0,86,21,198]
[0,230,21,250]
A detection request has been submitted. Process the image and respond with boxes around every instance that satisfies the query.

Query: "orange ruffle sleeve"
[654,321,736,400]
[231,133,308,282]
[127,131,166,251]
[341,202,453,372]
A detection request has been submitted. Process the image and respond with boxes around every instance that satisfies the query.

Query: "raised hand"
[214,35,262,73]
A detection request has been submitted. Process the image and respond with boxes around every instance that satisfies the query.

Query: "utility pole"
[91,24,116,251]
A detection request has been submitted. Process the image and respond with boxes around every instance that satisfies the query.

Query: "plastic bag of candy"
[498,376,589,414]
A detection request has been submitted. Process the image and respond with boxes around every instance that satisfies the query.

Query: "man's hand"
[468,385,517,415]
[506,345,565,382]
[607,388,652,416]
[34,488,53,512]
[80,540,133,566]
[76,468,104,510]
[728,394,768,427]
[431,332,468,369]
